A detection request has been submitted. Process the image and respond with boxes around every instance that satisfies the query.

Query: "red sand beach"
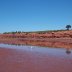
[0,45,72,72]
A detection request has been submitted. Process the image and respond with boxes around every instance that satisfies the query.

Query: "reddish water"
[0,44,72,72]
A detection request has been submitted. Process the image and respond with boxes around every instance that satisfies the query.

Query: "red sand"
[0,30,72,48]
[0,47,72,72]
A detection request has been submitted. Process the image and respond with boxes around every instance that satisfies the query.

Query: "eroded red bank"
[0,30,72,48]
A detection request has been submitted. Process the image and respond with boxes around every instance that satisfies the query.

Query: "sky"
[0,0,72,33]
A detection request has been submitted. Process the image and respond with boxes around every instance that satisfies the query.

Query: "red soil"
[1,30,72,38]
[0,30,72,48]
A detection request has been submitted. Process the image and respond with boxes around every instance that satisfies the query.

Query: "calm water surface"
[0,43,72,72]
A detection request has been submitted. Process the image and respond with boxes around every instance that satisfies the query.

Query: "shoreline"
[0,30,72,48]
[0,38,72,49]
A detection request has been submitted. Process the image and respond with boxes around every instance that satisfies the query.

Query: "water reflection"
[66,48,71,54]
[0,39,72,72]
[1,39,72,49]
[0,44,72,72]
[0,43,72,58]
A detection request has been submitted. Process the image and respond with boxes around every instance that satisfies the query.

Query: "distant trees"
[3,31,22,34]
[66,25,71,30]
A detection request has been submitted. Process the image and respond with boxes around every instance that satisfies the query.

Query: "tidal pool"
[0,43,72,72]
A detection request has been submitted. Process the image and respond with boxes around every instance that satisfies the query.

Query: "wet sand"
[0,45,72,72]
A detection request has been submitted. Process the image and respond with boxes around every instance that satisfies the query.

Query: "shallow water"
[0,43,72,72]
